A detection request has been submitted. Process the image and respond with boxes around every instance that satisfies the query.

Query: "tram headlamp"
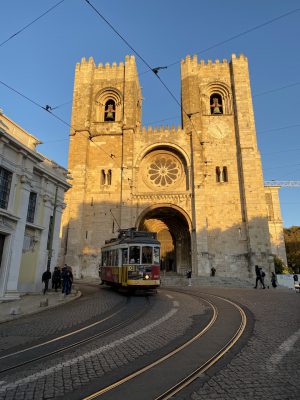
[144,274,150,280]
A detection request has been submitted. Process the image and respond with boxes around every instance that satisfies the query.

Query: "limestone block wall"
[61,54,281,279]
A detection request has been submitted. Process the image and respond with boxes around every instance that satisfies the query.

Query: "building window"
[216,166,228,183]
[100,170,106,185]
[216,167,221,182]
[210,93,223,115]
[27,192,37,223]
[104,100,116,121]
[0,167,12,209]
[100,169,112,186]
[222,166,228,182]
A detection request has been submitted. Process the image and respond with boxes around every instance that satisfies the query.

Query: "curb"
[0,290,82,324]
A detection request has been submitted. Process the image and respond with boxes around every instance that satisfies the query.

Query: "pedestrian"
[211,267,216,277]
[261,269,266,288]
[271,272,277,288]
[67,266,73,293]
[42,267,52,295]
[254,265,265,289]
[62,265,73,295]
[186,270,192,286]
[52,267,61,292]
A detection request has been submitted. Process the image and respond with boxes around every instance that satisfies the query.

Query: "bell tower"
[181,54,273,276]
[61,55,142,276]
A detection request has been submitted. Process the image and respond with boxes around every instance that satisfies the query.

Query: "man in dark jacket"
[42,267,52,295]
[254,265,265,289]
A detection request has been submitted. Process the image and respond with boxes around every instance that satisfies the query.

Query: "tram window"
[115,250,119,266]
[102,251,107,266]
[142,246,153,264]
[129,246,140,264]
[122,248,128,265]
[111,250,115,266]
[153,247,160,265]
[108,251,112,266]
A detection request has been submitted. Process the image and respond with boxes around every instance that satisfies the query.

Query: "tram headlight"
[144,274,150,280]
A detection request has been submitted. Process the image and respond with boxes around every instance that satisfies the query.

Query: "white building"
[0,112,70,300]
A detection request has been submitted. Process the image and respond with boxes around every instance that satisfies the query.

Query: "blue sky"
[0,0,299,227]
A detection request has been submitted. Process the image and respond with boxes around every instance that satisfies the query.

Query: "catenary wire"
[0,0,66,49]
[83,0,198,134]
[139,7,300,75]
[0,79,119,163]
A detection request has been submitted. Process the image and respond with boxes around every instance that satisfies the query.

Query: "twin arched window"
[216,166,228,183]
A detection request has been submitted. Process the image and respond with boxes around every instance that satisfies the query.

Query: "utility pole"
[187,113,199,273]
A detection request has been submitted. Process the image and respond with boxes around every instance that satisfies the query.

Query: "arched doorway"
[137,206,191,275]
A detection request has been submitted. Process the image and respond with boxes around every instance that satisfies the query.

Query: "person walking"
[186,270,192,286]
[42,267,52,295]
[271,272,277,288]
[254,265,265,289]
[62,265,73,296]
[52,267,61,292]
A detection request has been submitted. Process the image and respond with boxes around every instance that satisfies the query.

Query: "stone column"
[5,175,31,298]
[34,194,54,291]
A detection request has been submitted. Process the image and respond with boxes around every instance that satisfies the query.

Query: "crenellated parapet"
[181,53,247,78]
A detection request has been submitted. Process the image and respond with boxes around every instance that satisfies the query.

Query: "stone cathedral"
[60,53,287,279]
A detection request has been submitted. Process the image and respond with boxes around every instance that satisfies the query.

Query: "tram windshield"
[142,246,152,264]
[129,246,140,264]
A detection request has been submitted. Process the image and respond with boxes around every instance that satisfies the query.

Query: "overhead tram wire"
[138,7,300,76]
[253,81,300,98]
[0,0,66,49]
[83,0,197,132]
[0,79,73,130]
[0,79,119,164]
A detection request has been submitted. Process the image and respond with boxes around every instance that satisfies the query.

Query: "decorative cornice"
[132,192,191,201]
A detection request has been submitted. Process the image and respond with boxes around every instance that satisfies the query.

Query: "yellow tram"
[100,228,160,290]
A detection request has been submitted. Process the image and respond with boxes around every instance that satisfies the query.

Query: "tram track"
[80,289,247,400]
[0,296,152,375]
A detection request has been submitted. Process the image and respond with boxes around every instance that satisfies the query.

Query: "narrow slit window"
[100,170,106,185]
[107,170,112,185]
[216,167,221,183]
[222,166,228,182]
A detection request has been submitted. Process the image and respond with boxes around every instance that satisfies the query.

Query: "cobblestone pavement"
[0,284,125,353]
[175,287,300,400]
[0,290,208,400]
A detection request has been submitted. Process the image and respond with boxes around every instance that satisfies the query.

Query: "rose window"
[147,156,181,187]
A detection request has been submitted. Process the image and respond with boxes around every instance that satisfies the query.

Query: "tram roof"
[102,229,160,248]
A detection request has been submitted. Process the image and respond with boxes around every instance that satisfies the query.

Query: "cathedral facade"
[60,53,286,278]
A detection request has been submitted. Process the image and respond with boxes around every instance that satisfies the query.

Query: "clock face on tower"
[208,121,229,139]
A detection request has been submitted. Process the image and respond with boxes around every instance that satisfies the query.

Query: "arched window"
[216,167,221,182]
[222,166,228,182]
[104,100,116,121]
[210,94,223,115]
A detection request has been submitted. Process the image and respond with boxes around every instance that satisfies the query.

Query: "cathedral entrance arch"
[137,206,191,274]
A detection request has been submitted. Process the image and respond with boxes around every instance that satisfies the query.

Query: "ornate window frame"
[94,87,123,122]
[201,82,232,115]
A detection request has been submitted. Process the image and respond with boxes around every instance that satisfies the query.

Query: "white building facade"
[0,113,70,300]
